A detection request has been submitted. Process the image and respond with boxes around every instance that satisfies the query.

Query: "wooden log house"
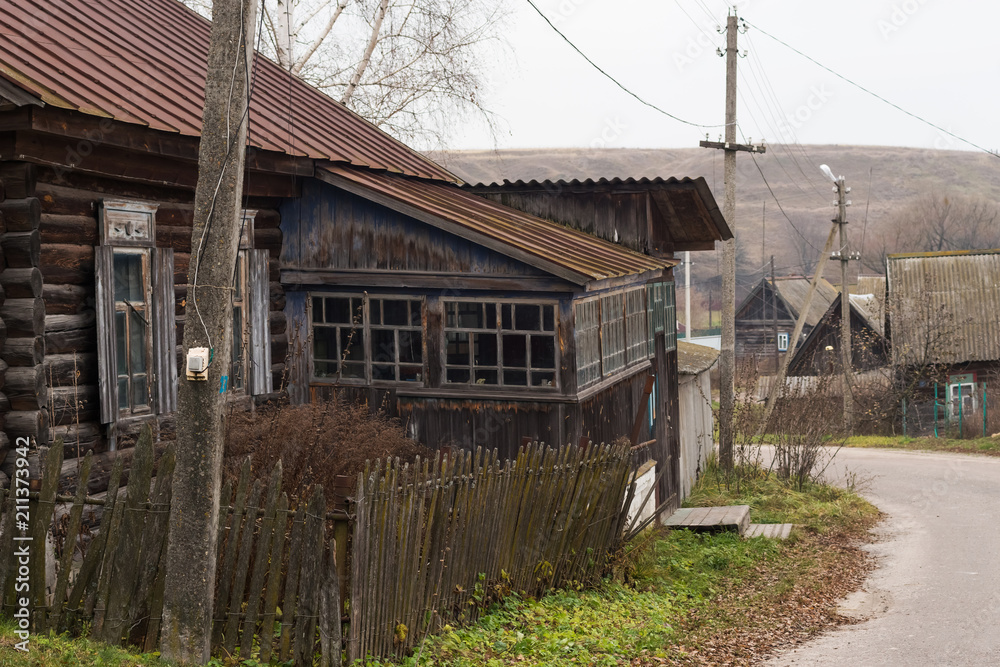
[0,0,730,508]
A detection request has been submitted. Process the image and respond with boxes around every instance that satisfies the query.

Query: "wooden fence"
[347,441,635,662]
[0,432,637,664]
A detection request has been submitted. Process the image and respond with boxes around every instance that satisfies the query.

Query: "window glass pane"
[457,302,482,328]
[531,336,556,369]
[129,309,147,375]
[501,304,512,330]
[313,327,338,361]
[503,370,527,386]
[474,333,498,366]
[400,366,422,382]
[233,254,243,299]
[341,362,365,379]
[515,304,540,331]
[372,364,395,381]
[312,296,324,322]
[543,306,555,332]
[502,334,527,368]
[339,328,364,362]
[532,371,555,387]
[485,303,497,329]
[113,252,144,303]
[132,373,148,408]
[399,330,422,364]
[325,297,351,324]
[382,299,408,326]
[476,369,499,385]
[447,368,470,383]
[446,332,469,366]
[371,329,396,364]
[409,301,422,327]
[115,311,127,376]
[314,360,338,378]
[118,378,128,409]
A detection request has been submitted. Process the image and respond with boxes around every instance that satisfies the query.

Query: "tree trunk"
[159,0,259,662]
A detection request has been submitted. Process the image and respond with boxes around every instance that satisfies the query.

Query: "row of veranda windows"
[574,282,676,389]
[309,296,558,389]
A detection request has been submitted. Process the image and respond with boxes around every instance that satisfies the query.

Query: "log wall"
[0,166,286,484]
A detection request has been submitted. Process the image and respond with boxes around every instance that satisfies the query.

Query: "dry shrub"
[223,398,431,506]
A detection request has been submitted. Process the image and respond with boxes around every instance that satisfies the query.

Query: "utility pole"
[684,250,691,339]
[700,10,765,472]
[771,255,777,374]
[161,0,259,662]
[826,168,857,432]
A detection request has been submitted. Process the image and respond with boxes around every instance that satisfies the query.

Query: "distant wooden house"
[887,250,1000,418]
[735,276,839,372]
[0,0,730,508]
[787,292,888,377]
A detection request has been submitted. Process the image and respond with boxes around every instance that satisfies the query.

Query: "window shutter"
[95,246,118,424]
[152,248,177,414]
[248,249,272,395]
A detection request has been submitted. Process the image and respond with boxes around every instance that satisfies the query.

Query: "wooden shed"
[0,0,730,509]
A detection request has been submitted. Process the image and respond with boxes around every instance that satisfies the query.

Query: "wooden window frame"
[574,297,602,388]
[112,247,154,416]
[308,292,425,385]
[600,292,626,375]
[625,286,649,365]
[442,298,559,390]
[777,331,789,352]
[230,249,250,393]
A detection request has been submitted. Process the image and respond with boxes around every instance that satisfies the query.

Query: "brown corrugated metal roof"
[771,276,839,327]
[887,249,1000,366]
[0,0,456,182]
[318,164,677,284]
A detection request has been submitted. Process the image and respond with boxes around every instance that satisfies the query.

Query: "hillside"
[434,146,1000,327]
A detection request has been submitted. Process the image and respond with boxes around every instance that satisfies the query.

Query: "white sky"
[449,0,1000,153]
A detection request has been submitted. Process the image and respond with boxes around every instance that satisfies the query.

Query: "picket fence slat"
[212,457,251,651]
[47,450,93,632]
[240,461,282,659]
[258,492,289,663]
[222,480,263,657]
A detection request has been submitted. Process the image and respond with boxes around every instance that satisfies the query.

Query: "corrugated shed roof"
[771,277,839,327]
[677,341,720,375]
[887,249,1000,366]
[0,0,456,182]
[849,293,885,337]
[318,164,676,284]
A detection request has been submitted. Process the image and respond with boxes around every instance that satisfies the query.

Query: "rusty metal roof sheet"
[887,249,1000,366]
[0,0,456,182]
[318,164,677,285]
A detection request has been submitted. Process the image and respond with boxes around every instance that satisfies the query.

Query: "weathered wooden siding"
[481,190,651,255]
[279,179,548,277]
[0,169,288,458]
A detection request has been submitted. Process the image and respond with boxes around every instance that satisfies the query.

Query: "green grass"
[0,622,280,667]
[844,434,1000,456]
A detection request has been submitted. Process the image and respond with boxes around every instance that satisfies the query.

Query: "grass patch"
[0,621,276,667]
[845,434,1000,456]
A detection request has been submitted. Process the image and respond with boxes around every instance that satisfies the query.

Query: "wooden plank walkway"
[664,505,751,535]
[745,523,794,540]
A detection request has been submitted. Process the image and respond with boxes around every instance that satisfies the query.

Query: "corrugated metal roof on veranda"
[0,0,457,182]
[318,164,677,284]
[771,276,840,327]
[886,249,1000,366]
[849,293,885,337]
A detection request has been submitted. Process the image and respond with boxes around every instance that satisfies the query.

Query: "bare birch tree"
[184,0,508,145]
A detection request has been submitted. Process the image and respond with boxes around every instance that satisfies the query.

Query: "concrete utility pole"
[771,255,777,374]
[684,250,691,338]
[700,11,765,471]
[161,0,259,662]
[828,168,856,432]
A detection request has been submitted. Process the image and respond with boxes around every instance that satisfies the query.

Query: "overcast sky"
[449,0,1000,154]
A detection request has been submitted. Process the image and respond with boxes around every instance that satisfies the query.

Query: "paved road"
[768,447,1000,667]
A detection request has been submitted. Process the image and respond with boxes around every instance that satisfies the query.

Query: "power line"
[746,20,1000,160]
[524,0,727,129]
